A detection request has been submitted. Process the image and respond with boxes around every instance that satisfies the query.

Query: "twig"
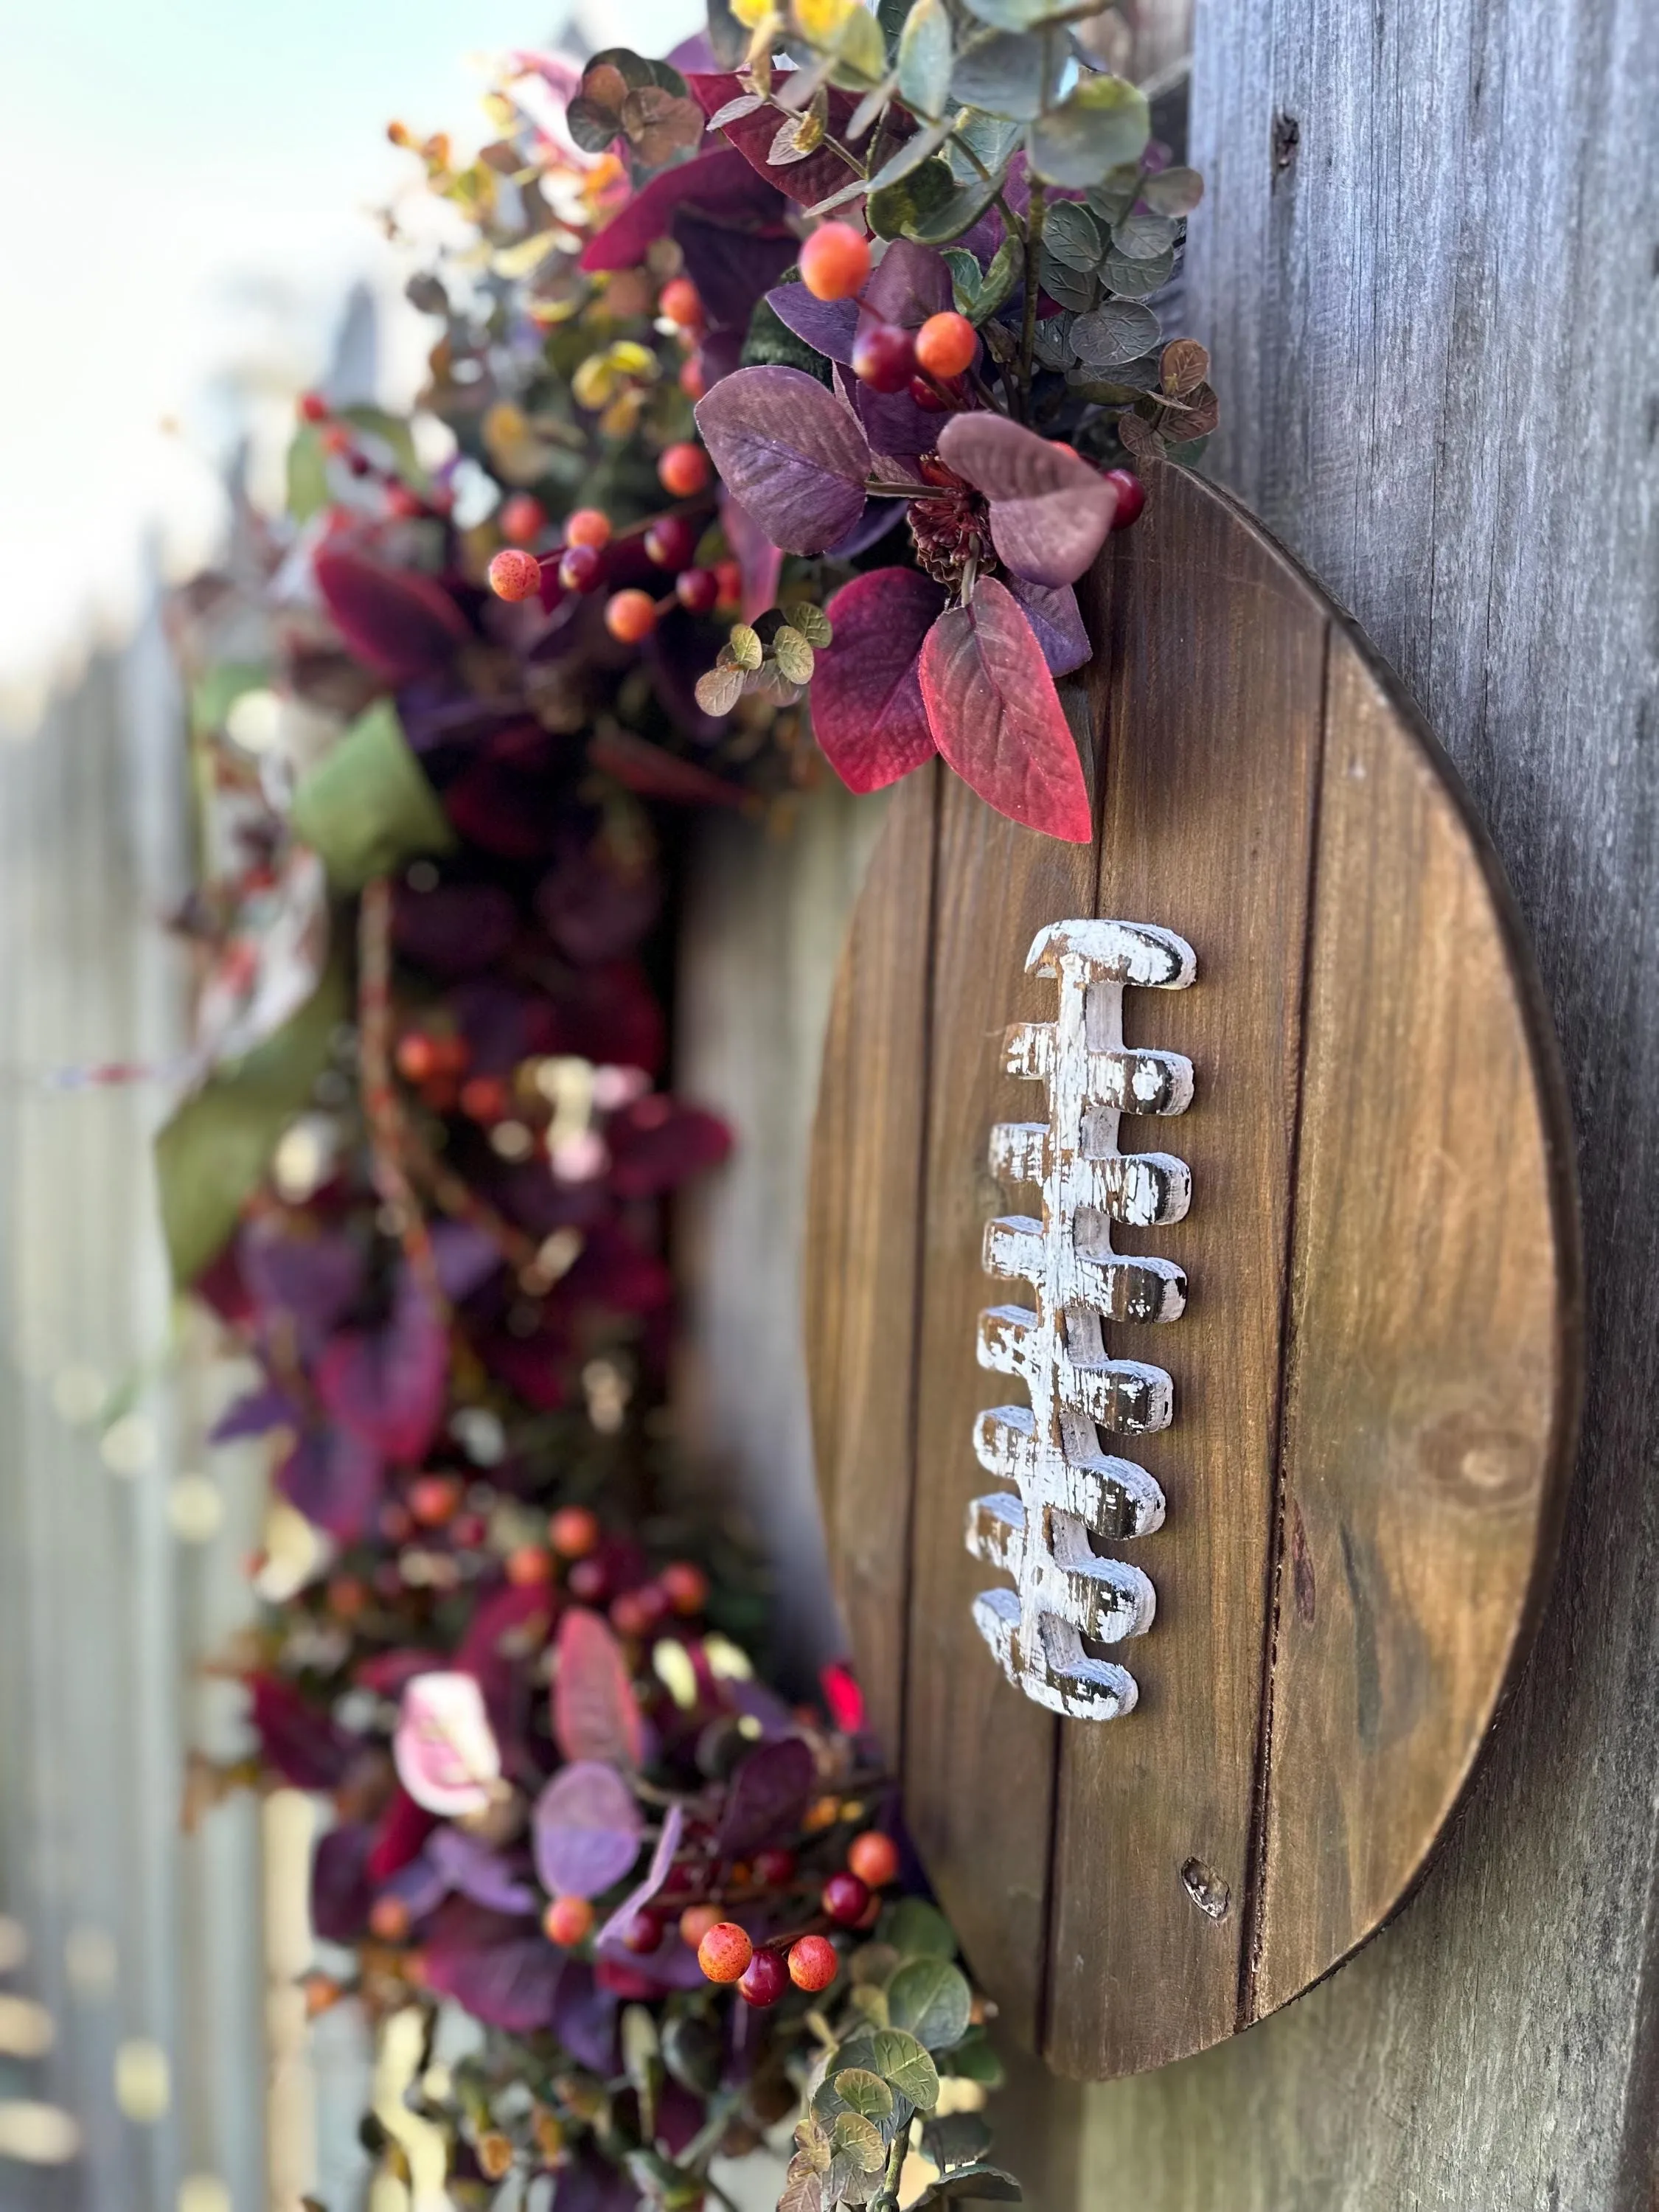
[357,876,445,1309]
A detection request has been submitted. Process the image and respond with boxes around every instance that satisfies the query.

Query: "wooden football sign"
[802,466,1582,2081]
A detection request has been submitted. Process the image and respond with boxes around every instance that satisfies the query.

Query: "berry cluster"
[686,1825,901,2009]
[801,222,981,410]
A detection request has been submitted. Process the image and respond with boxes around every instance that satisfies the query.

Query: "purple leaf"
[392,881,518,976]
[380,1848,451,1923]
[428,1827,540,1915]
[863,240,953,329]
[694,367,870,554]
[239,1221,364,1346]
[813,569,945,793]
[825,496,908,559]
[532,1761,644,1899]
[550,1961,620,2075]
[838,359,940,462]
[209,1381,300,1444]
[421,1901,563,2031]
[554,2147,641,2212]
[720,487,784,623]
[429,1220,501,1305]
[313,546,470,684]
[936,414,1118,588]
[594,1804,686,1947]
[765,282,858,364]
[919,574,1093,841]
[718,1736,815,1854]
[316,1271,448,1464]
[552,1609,648,1769]
[275,1425,383,1541]
[310,1823,372,1943]
[581,147,782,272]
[1005,576,1092,676]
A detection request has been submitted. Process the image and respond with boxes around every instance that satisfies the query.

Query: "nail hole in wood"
[1180,1858,1231,1922]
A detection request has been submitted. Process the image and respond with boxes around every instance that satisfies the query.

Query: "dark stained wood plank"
[902,727,1100,2050]
[1043,466,1329,2076]
[801,766,939,1763]
[1251,630,1579,2014]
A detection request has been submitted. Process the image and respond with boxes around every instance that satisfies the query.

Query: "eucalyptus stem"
[1018,178,1046,410]
[871,2130,908,2212]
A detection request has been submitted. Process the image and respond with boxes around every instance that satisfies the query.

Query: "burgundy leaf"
[694,367,871,554]
[239,1221,364,1345]
[606,1097,732,1197]
[580,147,783,272]
[552,1609,647,1769]
[813,569,945,793]
[720,487,785,622]
[587,728,754,812]
[554,2147,641,2212]
[248,1676,356,1791]
[535,850,660,964]
[594,1804,686,1947]
[936,414,1118,588]
[532,1761,644,1899]
[310,1823,373,1943]
[316,1272,448,1465]
[676,213,796,338]
[826,497,908,559]
[392,881,518,976]
[718,1736,815,1854]
[429,1220,501,1305]
[863,240,953,329]
[313,546,470,684]
[919,576,1093,841]
[688,73,863,206]
[421,1900,563,2031]
[765,282,858,364]
[274,1424,384,1542]
[1005,575,1092,676]
[367,1786,437,1882]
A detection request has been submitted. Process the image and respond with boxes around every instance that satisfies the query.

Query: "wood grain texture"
[802,766,939,1762]
[1049,0,1658,2197]
[804,466,1578,2081]
[1046,472,1328,2077]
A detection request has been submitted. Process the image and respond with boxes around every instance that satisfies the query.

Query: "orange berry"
[803,1794,840,1834]
[549,1505,601,1559]
[489,548,543,602]
[408,1474,463,1528]
[657,442,710,497]
[659,1561,709,1616]
[713,559,742,611]
[477,2134,515,2183]
[500,493,546,545]
[679,355,708,402]
[564,507,612,549]
[787,1935,839,1992]
[679,1904,722,1950]
[320,423,353,457]
[915,310,977,380]
[369,1895,411,1943]
[459,1074,509,1123]
[544,1894,596,1946]
[697,1921,754,1983]
[302,1972,343,2017]
[846,1830,900,1888]
[506,1545,552,1587]
[799,221,872,302]
[605,589,658,644]
[660,276,703,330]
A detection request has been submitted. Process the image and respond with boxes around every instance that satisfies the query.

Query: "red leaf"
[580,146,779,272]
[313,546,470,684]
[687,73,862,206]
[552,1609,646,1769]
[919,576,1092,841]
[586,728,754,811]
[316,1273,449,1465]
[813,568,945,793]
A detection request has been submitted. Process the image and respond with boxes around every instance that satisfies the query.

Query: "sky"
[0,0,698,720]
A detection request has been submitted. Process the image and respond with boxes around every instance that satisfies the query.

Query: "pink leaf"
[532,1761,644,1899]
[552,1609,647,1769]
[919,576,1093,841]
[394,1672,503,1817]
[313,546,470,683]
[813,569,945,793]
[936,414,1118,589]
[594,1803,686,1947]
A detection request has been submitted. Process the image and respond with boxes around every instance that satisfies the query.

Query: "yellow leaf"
[572,355,617,409]
[492,230,563,279]
[795,0,855,38]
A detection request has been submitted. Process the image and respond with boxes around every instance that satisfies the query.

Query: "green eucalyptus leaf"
[887,1958,973,2050]
[1032,309,1075,366]
[943,246,983,314]
[290,700,455,892]
[1043,198,1102,268]
[851,1983,891,2025]
[1101,243,1175,296]
[1141,162,1204,215]
[922,2112,992,2170]
[728,623,764,670]
[884,1898,957,1959]
[973,237,1019,320]
[877,0,917,44]
[1037,248,1096,311]
[741,296,837,382]
[1071,296,1162,369]
[832,2068,894,2121]
[286,425,329,523]
[868,155,956,238]
[869,2027,941,2110]
[566,95,624,153]
[897,0,953,116]
[1026,74,1149,188]
[913,2163,1023,2204]
[835,3,889,82]
[945,111,1021,184]
[905,170,1003,244]
[867,113,956,192]
[1110,206,1178,260]
[830,2110,884,2174]
[191,661,268,739]
[960,0,1074,29]
[848,74,895,136]
[339,404,421,485]
[153,957,349,1287]
[945,2028,1004,2087]
[950,28,1047,119]
[695,664,746,717]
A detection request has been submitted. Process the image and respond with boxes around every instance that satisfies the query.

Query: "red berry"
[609,1590,653,1638]
[500,493,546,545]
[697,1921,754,1983]
[451,1512,488,1548]
[852,320,917,394]
[658,443,710,498]
[846,1831,900,1888]
[431,1034,470,1077]
[369,1895,411,1942]
[1105,467,1147,529]
[395,1031,440,1082]
[489,548,543,602]
[327,1574,366,1618]
[713,559,743,611]
[408,1474,462,1527]
[559,542,605,594]
[659,1561,709,1615]
[908,375,949,413]
[568,1557,610,1603]
[915,310,977,380]
[738,1947,789,2007]
[821,1871,870,1926]
[565,507,611,549]
[660,276,703,330]
[385,482,425,518]
[752,1847,796,1888]
[549,1506,601,1559]
[379,1501,414,1543]
[620,1908,665,1955]
[644,514,698,568]
[787,1935,839,1993]
[800,222,872,303]
[506,1545,552,1587]
[605,589,658,644]
[347,452,372,478]
[675,567,720,614]
[320,423,352,457]
[679,355,708,401]
[680,1904,722,1950]
[544,1895,595,1947]
[459,1074,509,1123]
[299,391,330,424]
